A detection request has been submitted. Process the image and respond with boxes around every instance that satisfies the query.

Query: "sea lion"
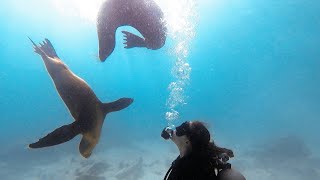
[28,38,134,158]
[97,0,167,61]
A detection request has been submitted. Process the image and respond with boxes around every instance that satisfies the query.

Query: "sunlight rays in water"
[157,0,198,125]
[49,0,104,23]
[49,0,198,125]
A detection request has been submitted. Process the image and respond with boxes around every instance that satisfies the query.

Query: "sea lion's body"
[29,38,133,158]
[97,0,167,61]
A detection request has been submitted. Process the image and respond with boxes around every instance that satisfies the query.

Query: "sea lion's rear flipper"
[28,38,59,58]
[28,37,46,57]
[102,98,134,114]
[38,39,59,58]
[29,121,81,148]
[122,31,146,48]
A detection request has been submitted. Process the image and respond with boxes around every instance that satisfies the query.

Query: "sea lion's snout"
[99,56,106,62]
[99,48,108,62]
[98,33,116,62]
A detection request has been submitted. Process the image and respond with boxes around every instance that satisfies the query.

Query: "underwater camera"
[216,153,232,170]
[161,126,175,139]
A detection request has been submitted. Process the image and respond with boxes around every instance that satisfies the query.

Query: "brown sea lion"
[97,0,167,61]
[28,38,134,158]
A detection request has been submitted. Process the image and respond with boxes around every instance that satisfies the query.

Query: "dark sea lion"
[97,0,167,61]
[28,38,134,158]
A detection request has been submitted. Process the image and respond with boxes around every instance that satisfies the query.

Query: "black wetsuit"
[164,153,218,180]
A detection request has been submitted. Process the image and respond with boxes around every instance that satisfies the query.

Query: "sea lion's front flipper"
[28,37,46,56]
[28,37,58,58]
[102,98,134,114]
[29,121,81,148]
[38,38,59,58]
[122,31,146,48]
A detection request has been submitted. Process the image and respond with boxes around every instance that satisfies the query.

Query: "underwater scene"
[0,0,319,179]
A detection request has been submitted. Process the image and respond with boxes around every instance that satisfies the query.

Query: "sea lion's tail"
[102,98,134,114]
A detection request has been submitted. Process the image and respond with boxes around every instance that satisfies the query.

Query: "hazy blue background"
[0,0,319,179]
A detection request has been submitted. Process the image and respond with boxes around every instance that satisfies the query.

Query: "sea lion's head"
[98,31,116,62]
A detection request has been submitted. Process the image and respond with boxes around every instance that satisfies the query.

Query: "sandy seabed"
[1,137,320,180]
[1,141,175,180]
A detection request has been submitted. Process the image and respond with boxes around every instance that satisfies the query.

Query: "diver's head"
[162,121,211,156]
[177,121,210,152]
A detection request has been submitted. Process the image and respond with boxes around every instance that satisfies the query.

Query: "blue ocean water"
[0,0,319,179]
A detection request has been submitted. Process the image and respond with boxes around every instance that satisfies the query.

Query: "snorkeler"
[161,121,246,180]
[97,0,167,61]
[28,38,133,158]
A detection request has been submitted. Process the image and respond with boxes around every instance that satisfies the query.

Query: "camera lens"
[161,126,174,139]
[161,128,170,139]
